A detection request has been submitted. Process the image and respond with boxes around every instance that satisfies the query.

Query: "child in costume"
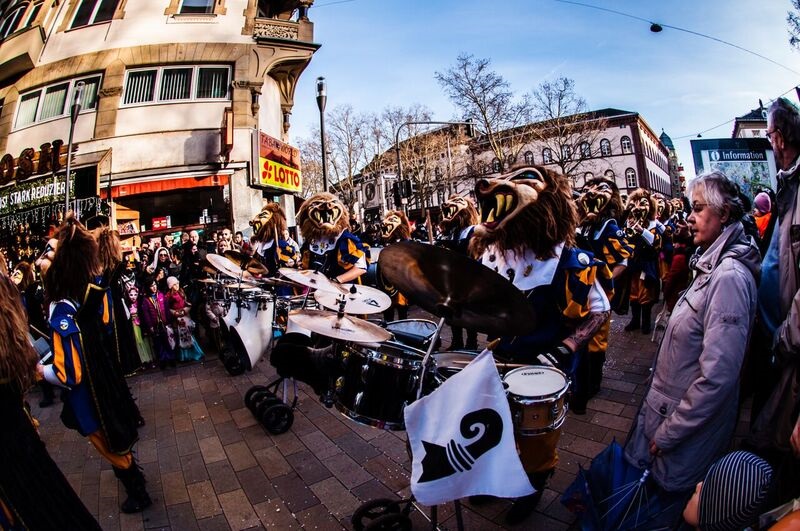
[140,276,176,369]
[127,285,155,369]
[165,276,205,362]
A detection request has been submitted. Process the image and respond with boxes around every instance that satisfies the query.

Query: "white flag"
[405,349,534,506]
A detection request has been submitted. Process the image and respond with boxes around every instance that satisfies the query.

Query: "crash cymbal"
[223,250,270,276]
[279,268,343,294]
[196,278,219,284]
[288,309,392,343]
[220,280,260,290]
[206,253,255,281]
[313,284,391,315]
[378,241,537,336]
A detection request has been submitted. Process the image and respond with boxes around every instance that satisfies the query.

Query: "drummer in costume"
[379,210,412,321]
[0,261,102,530]
[622,189,663,334]
[36,216,152,514]
[573,177,631,413]
[435,194,480,350]
[296,192,369,284]
[471,166,611,524]
[249,202,299,277]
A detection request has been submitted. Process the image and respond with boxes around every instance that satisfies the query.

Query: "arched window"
[561,144,572,160]
[625,168,637,188]
[492,158,501,173]
[506,154,516,166]
[605,169,615,179]
[621,136,632,154]
[600,139,612,157]
[542,148,553,164]
[524,150,534,165]
[584,172,594,182]
[0,2,28,39]
[580,141,591,158]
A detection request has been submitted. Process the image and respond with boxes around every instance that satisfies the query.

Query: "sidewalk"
[30,310,658,530]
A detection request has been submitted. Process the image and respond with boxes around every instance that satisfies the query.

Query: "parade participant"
[435,194,480,350]
[296,192,368,284]
[37,215,151,514]
[140,276,176,369]
[573,176,631,413]
[379,210,412,321]
[653,192,674,284]
[0,270,102,530]
[249,202,299,276]
[625,171,759,525]
[165,276,204,362]
[622,188,662,334]
[470,166,611,524]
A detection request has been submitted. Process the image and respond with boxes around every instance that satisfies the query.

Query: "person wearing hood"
[624,170,760,525]
[146,247,177,293]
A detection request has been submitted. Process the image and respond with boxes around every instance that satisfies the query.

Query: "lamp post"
[64,80,85,214]
[316,76,328,192]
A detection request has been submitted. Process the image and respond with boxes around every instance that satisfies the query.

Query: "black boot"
[624,303,641,331]
[505,469,554,525]
[641,304,652,335]
[589,351,606,398]
[113,463,152,513]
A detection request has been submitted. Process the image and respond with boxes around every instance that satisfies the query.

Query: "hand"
[536,344,574,371]
[35,363,45,381]
[649,440,662,457]
[791,416,800,458]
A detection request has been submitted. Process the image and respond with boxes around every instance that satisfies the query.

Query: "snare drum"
[335,341,428,430]
[503,366,569,436]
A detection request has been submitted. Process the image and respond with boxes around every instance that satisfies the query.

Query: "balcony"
[253,17,313,43]
[0,26,44,84]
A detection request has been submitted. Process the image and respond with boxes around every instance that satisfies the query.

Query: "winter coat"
[139,292,168,335]
[625,222,760,492]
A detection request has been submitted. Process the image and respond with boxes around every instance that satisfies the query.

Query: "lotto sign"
[259,158,302,193]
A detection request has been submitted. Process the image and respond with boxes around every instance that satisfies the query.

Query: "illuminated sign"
[259,158,302,193]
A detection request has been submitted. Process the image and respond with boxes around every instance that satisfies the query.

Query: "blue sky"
[288,0,800,177]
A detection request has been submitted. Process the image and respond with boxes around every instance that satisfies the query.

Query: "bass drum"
[223,292,275,374]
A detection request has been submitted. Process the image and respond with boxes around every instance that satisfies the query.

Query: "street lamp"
[64,80,85,215]
[316,76,328,192]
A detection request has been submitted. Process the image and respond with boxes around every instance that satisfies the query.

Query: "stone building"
[0,0,316,256]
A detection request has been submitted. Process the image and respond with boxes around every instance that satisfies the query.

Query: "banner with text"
[252,131,302,194]
[0,175,73,216]
[691,138,777,199]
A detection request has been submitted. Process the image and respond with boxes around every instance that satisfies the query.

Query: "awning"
[110,175,229,198]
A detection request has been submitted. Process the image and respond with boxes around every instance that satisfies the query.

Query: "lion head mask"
[250,202,288,243]
[625,188,657,226]
[470,166,577,258]
[652,193,672,222]
[439,194,479,234]
[579,176,624,226]
[296,192,350,242]
[380,210,411,242]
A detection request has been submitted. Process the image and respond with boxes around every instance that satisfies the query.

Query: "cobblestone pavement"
[30,309,660,530]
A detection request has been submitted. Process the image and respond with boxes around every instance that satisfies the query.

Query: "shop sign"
[0,140,67,186]
[259,158,302,193]
[152,216,171,230]
[0,175,72,216]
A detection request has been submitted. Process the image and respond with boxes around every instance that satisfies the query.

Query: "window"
[0,2,27,38]
[70,0,120,29]
[625,168,637,188]
[179,0,214,13]
[542,148,553,164]
[492,158,501,173]
[621,136,632,154]
[580,141,591,158]
[524,150,534,165]
[600,139,612,157]
[123,65,231,105]
[561,144,572,160]
[479,161,486,174]
[14,75,101,129]
[605,169,615,179]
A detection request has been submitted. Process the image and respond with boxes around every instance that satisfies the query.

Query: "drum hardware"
[206,253,257,281]
[503,366,570,436]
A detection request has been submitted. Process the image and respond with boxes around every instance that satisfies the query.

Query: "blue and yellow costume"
[301,230,368,279]
[625,220,662,334]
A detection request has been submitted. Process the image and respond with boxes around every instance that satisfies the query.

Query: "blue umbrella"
[561,441,687,530]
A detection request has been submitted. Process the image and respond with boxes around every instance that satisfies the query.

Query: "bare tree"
[435,53,531,172]
[297,133,324,198]
[789,0,800,49]
[526,77,608,180]
[325,104,369,211]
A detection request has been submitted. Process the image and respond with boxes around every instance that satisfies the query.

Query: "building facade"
[0,0,316,261]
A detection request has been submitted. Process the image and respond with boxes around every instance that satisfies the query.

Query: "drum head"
[504,366,567,398]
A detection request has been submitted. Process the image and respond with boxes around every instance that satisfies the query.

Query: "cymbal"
[288,309,392,343]
[223,250,270,276]
[279,268,343,294]
[206,253,255,281]
[378,241,537,336]
[313,284,391,315]
[220,281,260,290]
[196,278,219,284]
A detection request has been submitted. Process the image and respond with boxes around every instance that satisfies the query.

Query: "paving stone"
[167,501,201,530]
[187,480,223,520]
[334,432,381,462]
[197,514,232,531]
[236,466,278,506]
[363,454,411,494]
[590,411,636,432]
[207,460,242,494]
[199,436,227,464]
[161,470,190,506]
[321,452,372,489]
[295,503,345,530]
[157,444,182,474]
[271,430,305,457]
[270,472,320,513]
[218,489,261,531]
[181,451,210,484]
[308,476,361,519]
[253,499,301,529]
[232,408,260,431]
[350,479,398,502]
[177,430,201,457]
[285,450,332,484]
[217,420,245,445]
[225,440,258,472]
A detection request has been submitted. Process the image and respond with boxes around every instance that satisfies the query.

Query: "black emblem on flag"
[418,408,503,483]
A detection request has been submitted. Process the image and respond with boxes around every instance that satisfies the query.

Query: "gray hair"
[687,170,745,222]
[768,97,800,149]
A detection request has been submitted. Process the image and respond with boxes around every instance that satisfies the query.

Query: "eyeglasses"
[691,202,708,213]
[766,128,781,141]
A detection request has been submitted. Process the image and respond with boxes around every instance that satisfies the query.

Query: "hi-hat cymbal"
[378,241,537,336]
[288,309,392,343]
[223,250,269,276]
[279,268,343,294]
[313,284,391,315]
[206,253,255,281]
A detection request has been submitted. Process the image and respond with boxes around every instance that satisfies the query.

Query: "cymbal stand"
[415,315,446,401]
